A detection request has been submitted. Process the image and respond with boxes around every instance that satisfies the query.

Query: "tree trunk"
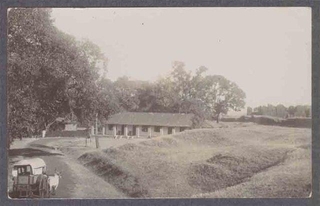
[216,113,220,123]
[44,119,56,135]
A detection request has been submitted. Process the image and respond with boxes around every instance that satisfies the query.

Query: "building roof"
[14,158,46,169]
[105,112,194,127]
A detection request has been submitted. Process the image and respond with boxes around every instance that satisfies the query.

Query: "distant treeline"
[247,104,311,118]
[221,115,311,128]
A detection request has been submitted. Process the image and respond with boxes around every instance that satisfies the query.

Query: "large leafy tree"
[203,75,246,122]
[113,76,140,112]
[142,62,246,125]
[7,8,108,146]
[8,8,60,143]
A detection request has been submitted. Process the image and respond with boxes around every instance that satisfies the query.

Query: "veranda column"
[172,128,176,134]
[160,127,164,136]
[136,126,140,137]
[102,127,105,135]
[113,125,117,136]
[124,125,128,137]
[148,127,152,138]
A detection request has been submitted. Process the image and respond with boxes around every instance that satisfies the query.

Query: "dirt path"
[8,138,125,198]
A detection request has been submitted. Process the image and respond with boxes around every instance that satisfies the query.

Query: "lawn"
[46,122,311,198]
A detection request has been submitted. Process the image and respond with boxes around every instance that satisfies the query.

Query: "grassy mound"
[78,151,148,198]
[74,124,310,198]
[194,148,311,198]
[139,137,179,147]
[188,146,291,192]
[171,129,236,146]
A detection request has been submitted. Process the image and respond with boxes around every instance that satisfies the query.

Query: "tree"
[113,76,140,112]
[8,8,60,145]
[294,105,307,117]
[265,104,276,117]
[7,8,108,146]
[205,75,246,123]
[253,106,263,115]
[275,104,287,118]
[152,63,246,124]
[287,106,297,117]
[305,106,311,117]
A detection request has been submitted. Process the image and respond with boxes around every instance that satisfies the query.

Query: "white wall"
[104,124,190,137]
[126,125,134,136]
[65,123,77,131]
[140,126,150,137]
[105,124,114,136]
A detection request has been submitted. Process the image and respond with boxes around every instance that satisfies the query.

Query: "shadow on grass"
[9,148,63,158]
[7,191,44,199]
[29,143,56,150]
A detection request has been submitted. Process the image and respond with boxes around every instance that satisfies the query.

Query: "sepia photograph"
[6,7,312,199]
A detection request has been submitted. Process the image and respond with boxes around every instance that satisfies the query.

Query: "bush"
[221,117,238,122]
[237,115,252,122]
[280,118,311,128]
[251,116,282,126]
[234,115,311,128]
[46,129,88,137]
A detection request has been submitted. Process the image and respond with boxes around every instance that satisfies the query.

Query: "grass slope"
[76,123,311,198]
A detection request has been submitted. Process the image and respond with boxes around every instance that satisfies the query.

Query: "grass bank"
[70,123,310,198]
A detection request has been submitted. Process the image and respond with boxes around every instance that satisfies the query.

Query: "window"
[34,167,45,175]
[180,127,186,132]
[142,126,148,132]
[108,125,113,130]
[168,127,173,134]
[16,166,32,175]
[154,126,161,132]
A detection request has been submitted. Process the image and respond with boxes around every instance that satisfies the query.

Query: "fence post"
[95,136,100,148]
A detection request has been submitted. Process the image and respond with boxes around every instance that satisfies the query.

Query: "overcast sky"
[51,8,311,110]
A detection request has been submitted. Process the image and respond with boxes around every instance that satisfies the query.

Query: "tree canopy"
[129,62,246,125]
[7,8,109,146]
[252,104,311,118]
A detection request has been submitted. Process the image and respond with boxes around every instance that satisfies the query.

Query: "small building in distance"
[64,120,78,131]
[62,113,87,131]
[104,112,194,138]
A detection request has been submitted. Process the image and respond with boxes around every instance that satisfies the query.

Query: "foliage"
[287,106,296,117]
[252,104,311,118]
[305,107,311,117]
[132,62,246,125]
[113,76,140,112]
[7,8,108,146]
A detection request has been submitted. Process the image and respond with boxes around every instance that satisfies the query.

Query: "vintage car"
[12,158,60,198]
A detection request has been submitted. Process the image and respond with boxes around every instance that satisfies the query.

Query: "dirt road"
[8,138,125,198]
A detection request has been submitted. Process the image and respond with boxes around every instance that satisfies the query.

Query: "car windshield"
[15,165,32,175]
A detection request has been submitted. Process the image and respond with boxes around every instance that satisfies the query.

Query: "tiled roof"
[105,112,194,127]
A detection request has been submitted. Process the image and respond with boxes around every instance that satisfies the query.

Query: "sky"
[51,8,311,111]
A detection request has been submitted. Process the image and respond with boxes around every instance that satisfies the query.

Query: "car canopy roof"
[14,158,46,169]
